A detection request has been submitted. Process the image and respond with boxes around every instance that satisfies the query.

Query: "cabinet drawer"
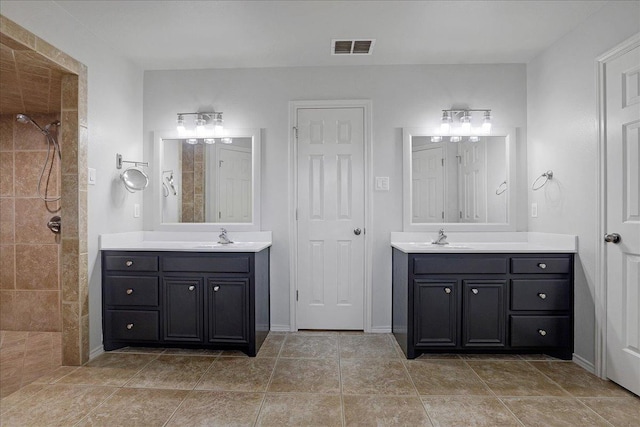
[511,280,570,311]
[510,257,571,274]
[104,276,159,307]
[163,256,250,273]
[413,256,506,275]
[510,315,570,348]
[104,255,159,272]
[105,310,159,341]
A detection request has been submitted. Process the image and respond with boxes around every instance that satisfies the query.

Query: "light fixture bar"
[438,108,492,136]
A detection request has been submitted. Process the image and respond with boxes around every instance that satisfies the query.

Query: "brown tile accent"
[61,301,80,365]
[60,111,78,175]
[0,16,37,50]
[61,238,79,302]
[61,75,78,110]
[0,151,13,196]
[61,174,78,238]
[15,244,59,290]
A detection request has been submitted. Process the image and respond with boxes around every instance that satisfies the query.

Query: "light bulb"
[460,112,471,134]
[214,113,224,137]
[221,137,233,144]
[195,114,206,136]
[440,111,452,134]
[204,138,215,145]
[431,136,442,142]
[469,136,479,142]
[176,115,186,134]
[482,111,492,133]
[186,138,198,145]
[450,136,462,143]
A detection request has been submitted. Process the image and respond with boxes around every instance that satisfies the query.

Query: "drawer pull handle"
[538,292,547,299]
[126,323,134,330]
[538,329,547,336]
[125,260,133,267]
[126,289,134,295]
[444,287,451,294]
[538,263,547,269]
[214,286,220,292]
[471,288,479,295]
[188,285,195,291]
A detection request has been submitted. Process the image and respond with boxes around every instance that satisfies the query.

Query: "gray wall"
[143,64,528,330]
[527,1,640,366]
[2,2,145,354]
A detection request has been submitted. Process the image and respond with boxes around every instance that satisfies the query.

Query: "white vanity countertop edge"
[390,232,577,253]
[100,231,272,252]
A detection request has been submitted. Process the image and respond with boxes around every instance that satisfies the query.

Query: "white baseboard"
[270,324,292,332]
[89,345,104,361]
[572,353,595,374]
[369,326,392,333]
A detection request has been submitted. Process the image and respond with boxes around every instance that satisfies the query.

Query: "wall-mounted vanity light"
[176,111,224,137]
[440,109,492,135]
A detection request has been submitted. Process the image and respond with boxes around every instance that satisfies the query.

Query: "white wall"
[143,64,527,330]
[2,2,144,354]
[527,2,639,366]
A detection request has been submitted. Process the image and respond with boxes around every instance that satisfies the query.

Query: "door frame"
[288,100,373,332]
[595,32,640,379]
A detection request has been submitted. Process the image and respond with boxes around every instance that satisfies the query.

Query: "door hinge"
[442,211,444,219]
[441,158,444,167]
[219,212,222,219]
[293,126,298,139]
[295,209,298,221]
[459,211,462,219]
[296,290,299,301]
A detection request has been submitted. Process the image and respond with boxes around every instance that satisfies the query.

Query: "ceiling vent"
[331,39,375,55]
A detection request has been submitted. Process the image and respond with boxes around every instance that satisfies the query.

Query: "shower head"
[16,113,47,134]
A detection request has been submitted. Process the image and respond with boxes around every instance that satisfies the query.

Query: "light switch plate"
[88,168,96,185]
[134,203,141,218]
[375,176,390,191]
[531,203,538,218]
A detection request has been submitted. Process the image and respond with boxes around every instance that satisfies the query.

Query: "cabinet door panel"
[463,281,506,347]
[163,278,204,342]
[208,279,248,343]
[414,280,457,347]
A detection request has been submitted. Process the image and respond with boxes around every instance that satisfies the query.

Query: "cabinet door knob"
[444,287,451,294]
[188,285,195,291]
[537,263,547,269]
[538,329,547,336]
[126,323,134,330]
[126,288,134,295]
[125,260,133,267]
[471,288,479,294]
[538,292,547,299]
[214,286,220,292]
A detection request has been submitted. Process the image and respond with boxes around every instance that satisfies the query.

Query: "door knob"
[604,233,621,244]
[354,228,362,236]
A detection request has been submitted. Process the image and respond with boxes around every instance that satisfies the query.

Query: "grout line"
[253,332,285,426]
[71,385,120,427]
[338,333,346,427]
[574,398,617,427]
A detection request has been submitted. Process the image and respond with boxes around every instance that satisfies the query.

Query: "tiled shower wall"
[181,142,205,222]
[0,112,61,331]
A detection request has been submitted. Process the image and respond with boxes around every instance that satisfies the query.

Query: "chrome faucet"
[218,228,233,244]
[433,228,449,245]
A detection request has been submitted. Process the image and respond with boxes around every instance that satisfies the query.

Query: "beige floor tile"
[343,395,432,426]
[256,393,342,426]
[57,353,157,386]
[162,347,222,356]
[341,359,416,395]
[518,353,563,361]
[166,390,264,426]
[196,357,276,392]
[0,384,116,426]
[579,397,640,427]
[405,360,492,396]
[459,353,523,360]
[31,366,79,384]
[110,346,166,354]
[414,353,461,360]
[0,382,44,413]
[76,387,188,426]
[468,361,567,396]
[529,361,632,397]
[256,334,285,357]
[501,397,610,427]
[125,355,214,390]
[269,358,340,393]
[280,334,339,358]
[339,333,400,359]
[422,396,520,427]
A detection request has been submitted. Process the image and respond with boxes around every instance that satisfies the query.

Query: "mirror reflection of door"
[458,138,487,223]
[412,145,444,222]
[214,145,252,222]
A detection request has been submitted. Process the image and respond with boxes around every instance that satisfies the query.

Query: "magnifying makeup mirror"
[121,167,149,192]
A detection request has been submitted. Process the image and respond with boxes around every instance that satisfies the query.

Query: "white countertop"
[391,232,577,254]
[100,231,272,252]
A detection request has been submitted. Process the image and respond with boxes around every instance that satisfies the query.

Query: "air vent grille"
[331,39,375,55]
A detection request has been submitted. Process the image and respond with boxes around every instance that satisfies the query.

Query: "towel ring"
[532,170,553,191]
[496,181,507,195]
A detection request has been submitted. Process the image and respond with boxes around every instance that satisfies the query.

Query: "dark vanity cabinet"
[102,249,269,356]
[393,250,574,359]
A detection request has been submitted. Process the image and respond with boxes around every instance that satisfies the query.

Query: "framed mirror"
[402,128,516,231]
[153,128,261,231]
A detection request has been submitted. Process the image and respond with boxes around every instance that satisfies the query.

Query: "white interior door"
[412,145,444,222]
[296,107,365,330]
[458,139,487,223]
[218,146,252,222]
[605,41,640,395]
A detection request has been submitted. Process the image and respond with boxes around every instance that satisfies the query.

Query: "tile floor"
[0,331,62,398]
[1,331,638,426]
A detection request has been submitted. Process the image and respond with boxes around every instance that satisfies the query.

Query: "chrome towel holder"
[532,170,553,191]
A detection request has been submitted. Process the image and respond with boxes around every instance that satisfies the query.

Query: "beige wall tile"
[14,151,59,198]
[15,244,59,290]
[12,290,60,331]
[60,111,78,175]
[61,238,79,302]
[34,38,81,74]
[61,301,80,365]
[61,174,78,238]
[0,16,37,50]
[0,115,14,151]
[0,290,16,330]
[0,152,14,196]
[14,198,58,244]
[61,75,78,110]
[0,197,15,243]
[0,244,15,289]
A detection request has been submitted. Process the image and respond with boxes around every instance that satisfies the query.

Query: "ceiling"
[51,0,608,70]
